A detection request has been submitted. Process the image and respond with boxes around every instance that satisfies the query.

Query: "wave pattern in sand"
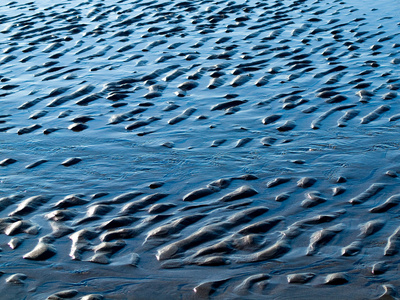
[1,0,400,298]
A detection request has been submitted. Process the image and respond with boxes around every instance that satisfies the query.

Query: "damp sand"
[0,0,400,298]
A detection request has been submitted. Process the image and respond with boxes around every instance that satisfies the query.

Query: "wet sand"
[1,0,400,298]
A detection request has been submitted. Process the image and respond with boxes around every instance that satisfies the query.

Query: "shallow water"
[1,0,400,298]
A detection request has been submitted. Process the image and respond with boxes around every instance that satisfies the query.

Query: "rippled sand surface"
[1,0,400,298]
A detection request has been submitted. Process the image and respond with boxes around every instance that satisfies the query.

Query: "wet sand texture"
[1,0,400,298]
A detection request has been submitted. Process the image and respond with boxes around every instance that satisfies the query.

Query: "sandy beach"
[0,0,400,298]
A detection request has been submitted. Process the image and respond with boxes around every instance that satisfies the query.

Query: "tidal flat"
[0,0,400,298]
